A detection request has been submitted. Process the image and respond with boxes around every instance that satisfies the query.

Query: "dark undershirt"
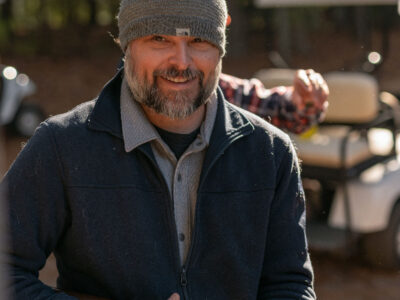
[155,126,201,160]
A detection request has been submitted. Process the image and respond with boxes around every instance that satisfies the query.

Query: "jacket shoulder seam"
[41,122,67,185]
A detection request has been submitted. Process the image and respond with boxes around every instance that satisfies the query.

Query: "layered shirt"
[120,78,218,265]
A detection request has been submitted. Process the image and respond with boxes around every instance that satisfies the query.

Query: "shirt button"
[179,233,185,242]
[196,141,203,146]
[177,173,182,182]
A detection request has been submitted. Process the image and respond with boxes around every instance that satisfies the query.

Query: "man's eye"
[193,38,205,43]
[152,35,166,42]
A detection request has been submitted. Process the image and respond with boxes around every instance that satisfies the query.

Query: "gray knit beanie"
[117,0,228,56]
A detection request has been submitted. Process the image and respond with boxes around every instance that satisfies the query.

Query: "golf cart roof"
[254,0,398,8]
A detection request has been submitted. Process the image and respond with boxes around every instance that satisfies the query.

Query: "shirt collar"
[120,77,218,153]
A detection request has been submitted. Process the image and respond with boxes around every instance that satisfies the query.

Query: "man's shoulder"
[223,101,298,174]
[45,99,97,131]
[226,100,291,146]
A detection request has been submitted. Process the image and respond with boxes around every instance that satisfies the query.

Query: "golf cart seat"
[255,69,400,261]
[291,126,389,169]
[254,69,398,178]
[291,72,397,177]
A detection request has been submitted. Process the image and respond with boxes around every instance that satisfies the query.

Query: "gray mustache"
[154,67,204,82]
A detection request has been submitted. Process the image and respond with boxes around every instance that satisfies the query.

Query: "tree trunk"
[1,0,12,20]
[354,7,370,50]
[226,0,248,58]
[275,8,291,65]
[88,0,97,26]
[1,0,13,42]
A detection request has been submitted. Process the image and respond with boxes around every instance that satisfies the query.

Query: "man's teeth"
[163,76,190,83]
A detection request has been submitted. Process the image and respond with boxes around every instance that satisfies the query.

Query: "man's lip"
[158,76,197,88]
[160,75,195,84]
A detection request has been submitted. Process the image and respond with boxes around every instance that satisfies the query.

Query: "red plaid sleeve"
[218,73,325,134]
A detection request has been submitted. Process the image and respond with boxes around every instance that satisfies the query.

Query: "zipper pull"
[180,268,187,287]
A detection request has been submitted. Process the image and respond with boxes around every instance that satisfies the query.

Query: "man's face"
[124,34,221,120]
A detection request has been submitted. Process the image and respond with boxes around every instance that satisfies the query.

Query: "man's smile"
[161,75,193,83]
[158,75,198,90]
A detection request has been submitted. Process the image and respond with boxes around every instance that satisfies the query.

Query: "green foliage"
[0,0,399,56]
[0,19,10,49]
[0,0,120,54]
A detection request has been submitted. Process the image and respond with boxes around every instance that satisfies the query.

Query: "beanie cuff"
[118,0,227,56]
[119,15,226,56]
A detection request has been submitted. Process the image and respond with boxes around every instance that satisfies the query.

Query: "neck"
[140,104,206,134]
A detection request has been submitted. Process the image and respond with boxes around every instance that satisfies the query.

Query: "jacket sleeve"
[1,123,77,299]
[257,139,316,300]
[218,73,320,134]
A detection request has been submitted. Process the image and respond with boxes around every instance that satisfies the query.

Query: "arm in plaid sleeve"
[218,73,327,134]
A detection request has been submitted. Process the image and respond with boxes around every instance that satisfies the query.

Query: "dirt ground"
[2,27,400,299]
[32,252,397,300]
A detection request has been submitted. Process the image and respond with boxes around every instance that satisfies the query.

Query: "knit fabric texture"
[117,0,227,55]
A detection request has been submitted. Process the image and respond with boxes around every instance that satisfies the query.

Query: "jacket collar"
[87,69,255,153]
[199,87,255,186]
[120,76,218,154]
[87,68,125,139]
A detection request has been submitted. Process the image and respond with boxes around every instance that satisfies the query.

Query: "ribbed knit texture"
[117,0,227,55]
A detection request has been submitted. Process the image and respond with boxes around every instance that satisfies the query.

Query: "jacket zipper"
[180,267,189,300]
[139,150,187,298]
[182,135,251,297]
[140,129,252,299]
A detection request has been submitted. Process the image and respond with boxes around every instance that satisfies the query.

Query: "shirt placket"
[173,158,191,265]
[173,135,206,265]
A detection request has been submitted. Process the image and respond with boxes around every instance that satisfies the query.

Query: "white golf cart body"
[255,67,400,267]
[331,159,400,232]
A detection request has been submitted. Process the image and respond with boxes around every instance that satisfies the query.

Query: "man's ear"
[226,14,231,26]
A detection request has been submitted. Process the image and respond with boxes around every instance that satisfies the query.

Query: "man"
[2,0,325,299]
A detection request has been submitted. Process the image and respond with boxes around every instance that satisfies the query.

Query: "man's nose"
[169,41,192,70]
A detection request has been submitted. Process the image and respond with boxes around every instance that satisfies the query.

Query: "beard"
[124,51,221,120]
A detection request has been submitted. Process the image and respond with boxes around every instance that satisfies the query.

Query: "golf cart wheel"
[361,203,400,269]
[12,103,45,137]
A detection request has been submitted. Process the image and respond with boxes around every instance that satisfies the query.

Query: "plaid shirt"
[219,73,324,134]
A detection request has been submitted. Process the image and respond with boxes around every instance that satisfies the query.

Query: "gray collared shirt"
[120,78,218,265]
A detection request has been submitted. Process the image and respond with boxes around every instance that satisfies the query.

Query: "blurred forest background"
[1,0,400,64]
[2,1,400,299]
[2,0,400,113]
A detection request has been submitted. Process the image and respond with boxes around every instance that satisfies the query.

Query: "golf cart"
[0,65,45,137]
[255,68,400,269]
[253,0,400,270]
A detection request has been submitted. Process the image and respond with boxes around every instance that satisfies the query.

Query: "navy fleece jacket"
[2,70,315,299]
